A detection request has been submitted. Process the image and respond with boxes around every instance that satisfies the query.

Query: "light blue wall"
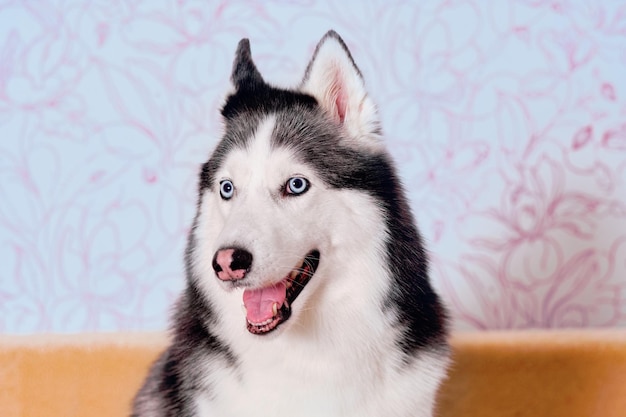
[1,1,625,333]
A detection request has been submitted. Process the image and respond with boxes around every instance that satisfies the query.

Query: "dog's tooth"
[272,302,278,316]
[290,270,298,279]
[241,304,247,315]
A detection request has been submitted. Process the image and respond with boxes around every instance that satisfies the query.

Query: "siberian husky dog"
[132,30,449,417]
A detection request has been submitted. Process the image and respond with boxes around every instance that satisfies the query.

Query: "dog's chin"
[243,250,320,335]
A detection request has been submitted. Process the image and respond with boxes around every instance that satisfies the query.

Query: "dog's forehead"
[225,105,335,153]
[219,115,317,180]
[228,116,292,168]
[202,105,378,193]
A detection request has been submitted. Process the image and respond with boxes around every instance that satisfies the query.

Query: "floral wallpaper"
[1,0,625,333]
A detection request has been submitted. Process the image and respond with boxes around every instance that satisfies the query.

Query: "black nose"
[212,247,253,281]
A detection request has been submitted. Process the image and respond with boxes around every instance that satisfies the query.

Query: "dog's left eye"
[219,180,235,200]
[285,177,309,195]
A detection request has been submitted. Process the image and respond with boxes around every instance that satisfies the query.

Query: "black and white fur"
[132,30,449,417]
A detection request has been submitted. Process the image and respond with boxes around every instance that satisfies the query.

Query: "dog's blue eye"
[286,177,309,195]
[219,180,234,199]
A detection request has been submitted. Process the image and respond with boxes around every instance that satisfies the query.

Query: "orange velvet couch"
[1,330,625,417]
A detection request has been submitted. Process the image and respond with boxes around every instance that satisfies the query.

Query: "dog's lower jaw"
[246,301,291,334]
[243,250,320,335]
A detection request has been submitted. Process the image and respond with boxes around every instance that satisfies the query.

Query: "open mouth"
[242,250,320,335]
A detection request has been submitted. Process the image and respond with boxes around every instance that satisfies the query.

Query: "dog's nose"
[212,248,253,281]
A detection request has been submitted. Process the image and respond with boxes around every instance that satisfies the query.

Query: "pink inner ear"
[335,91,347,123]
[331,68,347,123]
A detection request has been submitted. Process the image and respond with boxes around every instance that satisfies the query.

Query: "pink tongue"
[243,282,287,323]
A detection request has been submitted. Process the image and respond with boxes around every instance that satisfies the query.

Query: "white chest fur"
[194,327,448,417]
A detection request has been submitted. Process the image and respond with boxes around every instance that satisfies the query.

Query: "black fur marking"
[131,232,238,416]
[221,83,317,121]
[158,355,188,416]
[137,286,237,414]
[231,38,265,89]
[224,38,317,121]
[324,153,448,354]
[371,161,449,354]
[271,108,449,356]
[179,230,238,368]
[199,117,258,191]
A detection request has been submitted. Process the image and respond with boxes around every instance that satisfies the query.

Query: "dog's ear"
[301,31,381,147]
[231,38,264,90]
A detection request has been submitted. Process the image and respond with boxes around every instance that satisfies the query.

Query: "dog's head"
[188,31,394,337]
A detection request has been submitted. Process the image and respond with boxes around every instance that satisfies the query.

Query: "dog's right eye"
[219,180,234,200]
[285,176,309,196]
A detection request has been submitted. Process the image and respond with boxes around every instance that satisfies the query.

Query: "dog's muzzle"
[211,247,320,335]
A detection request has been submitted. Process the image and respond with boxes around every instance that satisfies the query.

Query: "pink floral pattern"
[0,1,624,333]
